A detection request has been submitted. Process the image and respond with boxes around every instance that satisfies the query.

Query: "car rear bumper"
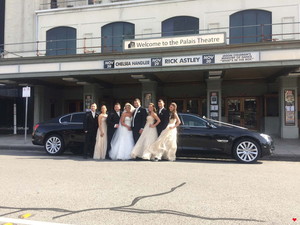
[32,132,44,146]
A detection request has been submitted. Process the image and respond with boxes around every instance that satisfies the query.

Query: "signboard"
[215,52,260,64]
[22,86,31,98]
[104,52,260,69]
[104,58,152,69]
[85,95,92,112]
[124,33,226,51]
[284,89,296,126]
[209,92,219,120]
[162,56,202,66]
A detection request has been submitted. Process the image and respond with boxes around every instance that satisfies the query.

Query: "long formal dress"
[93,115,108,160]
[109,116,134,160]
[143,118,177,161]
[131,115,158,159]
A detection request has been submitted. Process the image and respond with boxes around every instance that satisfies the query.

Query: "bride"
[143,102,181,161]
[109,103,135,160]
[131,103,161,159]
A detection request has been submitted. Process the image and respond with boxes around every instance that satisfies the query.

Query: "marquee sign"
[104,52,260,69]
[124,33,226,51]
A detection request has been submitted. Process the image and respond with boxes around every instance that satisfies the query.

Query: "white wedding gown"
[143,118,178,161]
[109,116,134,160]
[131,115,158,159]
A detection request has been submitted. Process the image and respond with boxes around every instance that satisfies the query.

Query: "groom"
[157,99,169,136]
[83,103,99,159]
[132,98,147,144]
[106,102,122,159]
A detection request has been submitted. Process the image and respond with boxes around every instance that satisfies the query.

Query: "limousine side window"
[60,115,71,123]
[181,115,207,127]
[71,113,85,123]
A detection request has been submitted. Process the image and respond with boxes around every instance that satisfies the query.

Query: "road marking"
[19,213,32,219]
[0,217,71,225]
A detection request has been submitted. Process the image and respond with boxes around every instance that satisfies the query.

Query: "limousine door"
[69,113,85,143]
[178,114,225,152]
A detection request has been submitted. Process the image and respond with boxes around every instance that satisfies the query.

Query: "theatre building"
[0,0,299,138]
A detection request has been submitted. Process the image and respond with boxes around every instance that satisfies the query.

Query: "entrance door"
[66,100,83,113]
[167,98,207,116]
[226,97,259,130]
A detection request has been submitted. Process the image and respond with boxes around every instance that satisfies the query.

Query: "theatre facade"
[0,0,299,138]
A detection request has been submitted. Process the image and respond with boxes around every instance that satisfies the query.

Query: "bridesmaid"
[131,103,161,159]
[143,102,181,162]
[93,105,108,160]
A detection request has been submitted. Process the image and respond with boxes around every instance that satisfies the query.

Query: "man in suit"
[83,103,99,159]
[157,99,169,136]
[106,102,122,159]
[132,98,147,144]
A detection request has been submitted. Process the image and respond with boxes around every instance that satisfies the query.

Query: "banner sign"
[124,33,226,51]
[162,56,202,66]
[215,52,260,64]
[104,52,260,69]
[104,58,152,69]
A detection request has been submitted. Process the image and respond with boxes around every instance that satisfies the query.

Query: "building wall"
[3,0,300,57]
[4,0,40,57]
[0,0,5,53]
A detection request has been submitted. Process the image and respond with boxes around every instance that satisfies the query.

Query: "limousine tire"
[44,134,65,155]
[233,138,261,163]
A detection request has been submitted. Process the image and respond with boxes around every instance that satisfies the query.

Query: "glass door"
[243,98,257,130]
[167,98,206,116]
[227,98,242,126]
[226,97,259,130]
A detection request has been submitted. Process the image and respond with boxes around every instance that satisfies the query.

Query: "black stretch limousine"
[32,112,274,163]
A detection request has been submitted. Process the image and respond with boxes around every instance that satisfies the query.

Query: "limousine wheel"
[44,134,64,155]
[233,138,260,163]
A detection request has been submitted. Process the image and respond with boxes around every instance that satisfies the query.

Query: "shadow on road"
[0,182,265,223]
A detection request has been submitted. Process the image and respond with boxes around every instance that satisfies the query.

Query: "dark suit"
[106,110,121,156]
[83,111,99,158]
[131,106,147,143]
[157,108,169,136]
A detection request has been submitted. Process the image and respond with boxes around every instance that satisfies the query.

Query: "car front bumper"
[261,139,275,157]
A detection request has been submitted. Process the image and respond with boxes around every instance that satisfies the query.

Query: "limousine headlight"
[260,133,272,143]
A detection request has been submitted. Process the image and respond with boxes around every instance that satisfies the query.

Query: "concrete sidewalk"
[0,134,300,160]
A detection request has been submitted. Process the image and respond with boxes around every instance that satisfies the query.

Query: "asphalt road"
[0,149,299,225]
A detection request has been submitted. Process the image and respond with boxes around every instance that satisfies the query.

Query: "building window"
[46,26,77,56]
[50,0,58,8]
[101,22,135,53]
[230,9,272,44]
[162,16,199,37]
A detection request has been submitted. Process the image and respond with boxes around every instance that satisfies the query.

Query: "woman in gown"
[93,105,108,160]
[143,102,181,161]
[109,103,135,160]
[131,103,161,159]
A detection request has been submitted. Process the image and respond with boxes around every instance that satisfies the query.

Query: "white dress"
[143,118,178,161]
[109,116,134,160]
[93,115,107,160]
[131,115,158,159]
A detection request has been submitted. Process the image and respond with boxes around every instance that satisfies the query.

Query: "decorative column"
[33,85,45,126]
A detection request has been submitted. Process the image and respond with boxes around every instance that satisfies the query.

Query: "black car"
[32,112,274,163]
